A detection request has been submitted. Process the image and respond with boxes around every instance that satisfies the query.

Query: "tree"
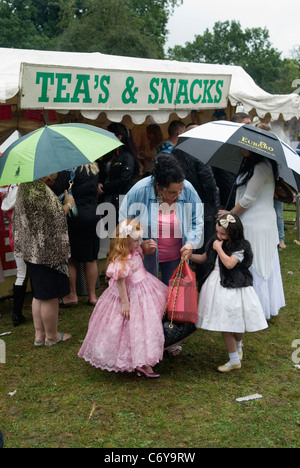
[0,0,183,58]
[54,0,182,58]
[168,20,285,94]
[0,0,61,49]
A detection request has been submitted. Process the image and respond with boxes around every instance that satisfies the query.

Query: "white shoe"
[218,361,242,373]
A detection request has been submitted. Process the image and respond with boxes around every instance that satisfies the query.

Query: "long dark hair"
[216,213,245,245]
[236,152,279,188]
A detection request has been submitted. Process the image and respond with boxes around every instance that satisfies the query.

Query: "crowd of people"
[0,113,288,378]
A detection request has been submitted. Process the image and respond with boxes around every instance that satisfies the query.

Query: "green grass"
[0,207,299,448]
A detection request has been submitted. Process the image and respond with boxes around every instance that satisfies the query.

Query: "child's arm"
[116,278,130,319]
[190,252,207,264]
[213,240,239,270]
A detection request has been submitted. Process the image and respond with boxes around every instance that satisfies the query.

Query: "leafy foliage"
[168,20,299,94]
[0,3,298,93]
[0,0,182,58]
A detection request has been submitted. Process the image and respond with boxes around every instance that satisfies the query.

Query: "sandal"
[45,332,72,347]
[59,299,78,308]
[34,341,45,347]
[167,345,182,357]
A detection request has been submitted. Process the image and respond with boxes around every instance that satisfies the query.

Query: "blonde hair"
[80,163,99,175]
[106,219,143,274]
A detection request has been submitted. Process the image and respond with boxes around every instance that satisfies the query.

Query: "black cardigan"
[199,237,254,290]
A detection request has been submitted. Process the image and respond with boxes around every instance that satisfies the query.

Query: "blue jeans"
[159,258,181,286]
[274,199,285,242]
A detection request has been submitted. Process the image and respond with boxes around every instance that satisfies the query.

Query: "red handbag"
[164,257,198,328]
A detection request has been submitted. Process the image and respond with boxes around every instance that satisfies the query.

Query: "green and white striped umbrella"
[0,123,122,186]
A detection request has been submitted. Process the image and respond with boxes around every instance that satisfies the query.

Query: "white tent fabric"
[1,47,300,124]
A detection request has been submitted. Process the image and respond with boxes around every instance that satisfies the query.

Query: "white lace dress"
[236,160,285,319]
[197,251,268,333]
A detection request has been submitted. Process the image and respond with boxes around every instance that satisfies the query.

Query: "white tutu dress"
[197,251,268,333]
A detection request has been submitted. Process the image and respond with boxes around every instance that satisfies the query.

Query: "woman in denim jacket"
[119,155,203,285]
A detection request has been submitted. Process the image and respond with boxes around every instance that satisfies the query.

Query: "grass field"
[0,208,299,448]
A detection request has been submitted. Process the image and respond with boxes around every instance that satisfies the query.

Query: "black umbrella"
[177,121,300,190]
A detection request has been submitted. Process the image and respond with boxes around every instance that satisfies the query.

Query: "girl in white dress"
[191,214,268,373]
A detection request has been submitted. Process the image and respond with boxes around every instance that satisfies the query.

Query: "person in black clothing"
[172,148,218,249]
[98,123,140,218]
[173,125,218,289]
[213,112,252,210]
[52,164,100,306]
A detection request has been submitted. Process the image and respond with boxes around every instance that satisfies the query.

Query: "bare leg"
[84,260,98,304]
[32,298,45,343]
[234,332,244,343]
[41,298,60,343]
[62,259,78,304]
[222,332,238,354]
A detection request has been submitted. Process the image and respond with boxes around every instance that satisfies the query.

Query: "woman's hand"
[121,301,130,320]
[217,209,230,219]
[180,242,194,261]
[64,190,75,209]
[98,183,104,195]
[142,239,157,255]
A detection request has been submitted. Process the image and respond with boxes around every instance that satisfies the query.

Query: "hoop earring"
[157,192,164,205]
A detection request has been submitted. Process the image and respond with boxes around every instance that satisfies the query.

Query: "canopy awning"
[1,47,300,124]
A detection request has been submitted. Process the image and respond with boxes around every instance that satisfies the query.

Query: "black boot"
[12,284,27,327]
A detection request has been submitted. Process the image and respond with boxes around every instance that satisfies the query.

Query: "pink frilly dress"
[78,247,168,373]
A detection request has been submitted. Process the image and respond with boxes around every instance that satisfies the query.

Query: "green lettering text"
[175,80,189,105]
[54,73,72,103]
[98,75,110,104]
[159,78,176,104]
[36,72,54,103]
[148,78,160,104]
[71,75,92,103]
[202,80,215,104]
[190,79,202,104]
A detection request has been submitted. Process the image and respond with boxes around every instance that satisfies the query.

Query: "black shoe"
[12,284,27,327]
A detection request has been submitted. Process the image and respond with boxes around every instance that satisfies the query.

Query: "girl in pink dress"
[78,219,168,378]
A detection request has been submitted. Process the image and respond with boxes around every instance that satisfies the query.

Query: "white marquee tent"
[1,47,300,125]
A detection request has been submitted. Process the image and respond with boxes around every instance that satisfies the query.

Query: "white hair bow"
[119,220,143,239]
[219,214,236,229]
[119,221,133,237]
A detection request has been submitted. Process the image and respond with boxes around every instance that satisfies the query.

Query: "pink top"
[157,211,182,263]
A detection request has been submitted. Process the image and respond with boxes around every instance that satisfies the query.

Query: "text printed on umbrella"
[239,137,275,156]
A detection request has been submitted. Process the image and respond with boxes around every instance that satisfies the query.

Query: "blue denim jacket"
[119,176,204,277]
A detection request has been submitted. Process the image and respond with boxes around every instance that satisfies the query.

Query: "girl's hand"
[121,301,130,320]
[213,239,223,251]
[142,239,157,255]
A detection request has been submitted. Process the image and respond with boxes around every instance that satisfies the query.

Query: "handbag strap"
[163,257,185,329]
[67,168,76,192]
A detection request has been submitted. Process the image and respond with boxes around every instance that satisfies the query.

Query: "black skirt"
[26,262,70,300]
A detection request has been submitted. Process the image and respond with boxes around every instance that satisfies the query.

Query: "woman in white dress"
[219,150,285,319]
